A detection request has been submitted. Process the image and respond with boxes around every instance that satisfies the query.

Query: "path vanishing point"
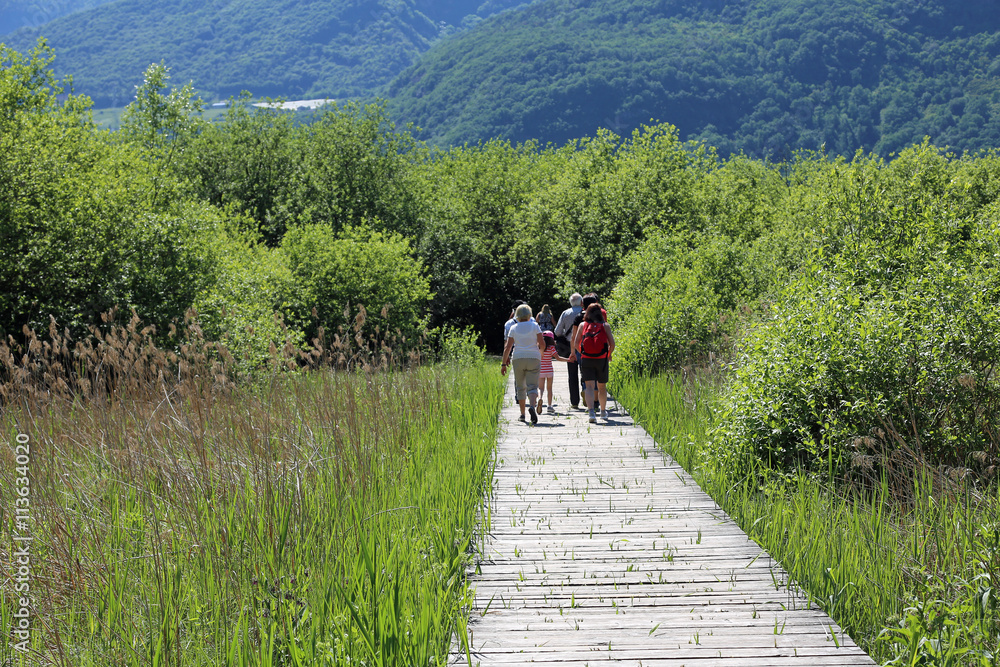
[452,361,876,666]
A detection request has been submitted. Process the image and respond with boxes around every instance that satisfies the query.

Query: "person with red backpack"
[571,302,615,423]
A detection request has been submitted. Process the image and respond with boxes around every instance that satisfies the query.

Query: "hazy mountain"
[0,0,118,34]
[1,0,531,106]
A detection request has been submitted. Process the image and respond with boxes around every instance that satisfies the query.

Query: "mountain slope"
[0,0,117,34]
[386,0,1000,157]
[1,0,529,106]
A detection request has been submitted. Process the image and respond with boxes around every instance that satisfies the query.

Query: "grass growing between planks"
[0,319,504,666]
[616,371,1000,667]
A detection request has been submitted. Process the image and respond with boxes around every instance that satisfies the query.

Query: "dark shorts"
[580,357,609,384]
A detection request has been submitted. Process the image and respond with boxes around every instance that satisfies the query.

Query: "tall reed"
[0,313,503,665]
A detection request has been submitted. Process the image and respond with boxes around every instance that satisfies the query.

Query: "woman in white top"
[501,303,545,424]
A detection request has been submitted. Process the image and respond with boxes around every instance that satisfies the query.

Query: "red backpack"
[579,321,609,358]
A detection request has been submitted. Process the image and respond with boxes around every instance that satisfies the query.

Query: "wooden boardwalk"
[452,362,875,666]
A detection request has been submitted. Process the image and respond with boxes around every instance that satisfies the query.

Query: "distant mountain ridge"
[1,0,530,106]
[386,0,1000,158]
[5,0,1000,159]
[0,0,117,34]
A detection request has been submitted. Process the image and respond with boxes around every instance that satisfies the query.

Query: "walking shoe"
[601,409,608,420]
[588,409,597,424]
[546,405,556,414]
[518,414,526,422]
[528,405,538,424]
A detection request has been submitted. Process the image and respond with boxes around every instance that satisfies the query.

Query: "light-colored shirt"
[504,315,535,339]
[553,305,581,339]
[509,321,543,360]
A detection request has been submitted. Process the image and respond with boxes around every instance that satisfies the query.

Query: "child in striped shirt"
[538,331,571,413]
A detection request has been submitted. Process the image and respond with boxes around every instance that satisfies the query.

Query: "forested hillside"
[0,0,530,106]
[388,0,1000,157]
[0,0,116,34]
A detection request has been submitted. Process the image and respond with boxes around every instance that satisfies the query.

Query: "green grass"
[1,345,503,665]
[615,371,1000,667]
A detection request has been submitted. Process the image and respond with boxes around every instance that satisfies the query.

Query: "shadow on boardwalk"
[452,362,875,666]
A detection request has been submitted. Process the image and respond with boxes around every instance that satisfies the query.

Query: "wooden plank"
[450,362,875,666]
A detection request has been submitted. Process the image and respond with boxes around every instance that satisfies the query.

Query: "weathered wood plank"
[450,363,874,666]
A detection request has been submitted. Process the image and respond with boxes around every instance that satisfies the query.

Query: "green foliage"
[282,223,432,345]
[608,232,751,379]
[193,222,305,369]
[120,61,205,155]
[608,154,804,381]
[288,101,420,236]
[436,325,486,365]
[181,98,418,245]
[0,42,219,337]
[710,145,1000,475]
[181,93,299,244]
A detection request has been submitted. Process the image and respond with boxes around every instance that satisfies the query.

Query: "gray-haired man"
[553,293,583,409]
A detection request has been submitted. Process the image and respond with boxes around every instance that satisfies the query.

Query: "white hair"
[569,293,583,307]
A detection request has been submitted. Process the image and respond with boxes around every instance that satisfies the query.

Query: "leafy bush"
[193,222,305,369]
[709,146,1000,476]
[282,223,433,346]
[608,232,750,380]
[436,325,486,365]
[0,43,220,338]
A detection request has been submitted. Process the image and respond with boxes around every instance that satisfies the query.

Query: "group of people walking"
[500,293,615,425]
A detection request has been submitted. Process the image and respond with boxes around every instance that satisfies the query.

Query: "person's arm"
[501,336,514,375]
[570,324,580,360]
[536,332,545,353]
[605,323,615,357]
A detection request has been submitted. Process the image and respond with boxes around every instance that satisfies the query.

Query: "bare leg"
[584,381,596,411]
[598,383,608,414]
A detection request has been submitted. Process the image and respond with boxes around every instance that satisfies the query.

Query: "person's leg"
[584,381,597,422]
[512,358,528,420]
[546,376,554,407]
[598,382,608,416]
[567,359,580,408]
[525,359,541,424]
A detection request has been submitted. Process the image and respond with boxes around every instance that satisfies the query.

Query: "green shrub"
[282,223,433,346]
[193,222,305,369]
[710,193,1000,476]
[608,231,762,381]
[435,325,486,365]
